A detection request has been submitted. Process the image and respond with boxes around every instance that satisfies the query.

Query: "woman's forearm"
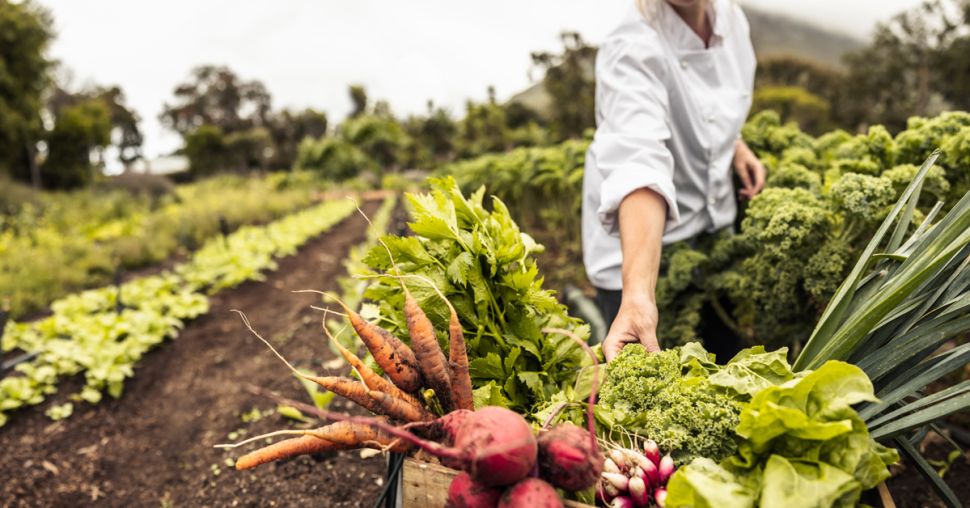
[618,188,667,305]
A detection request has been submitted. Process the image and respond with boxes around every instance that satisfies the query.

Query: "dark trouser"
[595,288,623,335]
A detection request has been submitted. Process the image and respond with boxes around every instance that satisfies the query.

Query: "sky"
[34,0,925,165]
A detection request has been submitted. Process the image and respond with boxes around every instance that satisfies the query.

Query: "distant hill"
[508,5,863,114]
[745,6,864,66]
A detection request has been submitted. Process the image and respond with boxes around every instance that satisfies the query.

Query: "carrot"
[308,375,387,415]
[304,420,412,451]
[368,389,435,422]
[340,303,424,393]
[448,310,474,411]
[403,287,455,412]
[324,323,424,409]
[235,435,346,470]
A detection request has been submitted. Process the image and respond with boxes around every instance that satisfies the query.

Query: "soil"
[885,437,970,508]
[0,200,391,508]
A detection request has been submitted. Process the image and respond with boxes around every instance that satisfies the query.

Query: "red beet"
[537,423,604,491]
[498,478,563,508]
[447,471,503,508]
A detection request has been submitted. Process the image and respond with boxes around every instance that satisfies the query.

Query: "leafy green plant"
[0,198,359,427]
[795,152,970,506]
[362,177,588,413]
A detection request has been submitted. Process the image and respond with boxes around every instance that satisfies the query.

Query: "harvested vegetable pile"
[597,343,794,465]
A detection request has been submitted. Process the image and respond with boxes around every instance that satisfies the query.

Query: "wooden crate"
[401,458,593,508]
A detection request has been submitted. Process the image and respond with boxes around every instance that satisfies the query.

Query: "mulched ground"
[0,200,390,508]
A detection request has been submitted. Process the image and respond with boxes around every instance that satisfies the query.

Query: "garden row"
[0,196,362,427]
[0,171,328,319]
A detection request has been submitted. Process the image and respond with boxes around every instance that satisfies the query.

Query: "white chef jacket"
[582,0,756,290]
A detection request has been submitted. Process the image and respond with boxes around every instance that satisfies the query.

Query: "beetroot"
[447,471,503,508]
[498,478,563,508]
[536,423,604,491]
[449,407,538,487]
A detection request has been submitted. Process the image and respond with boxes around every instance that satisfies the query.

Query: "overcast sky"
[35,0,923,163]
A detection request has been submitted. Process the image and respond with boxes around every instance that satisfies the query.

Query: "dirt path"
[0,202,389,508]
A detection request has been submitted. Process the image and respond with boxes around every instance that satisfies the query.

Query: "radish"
[654,487,668,508]
[610,496,634,508]
[600,478,621,499]
[497,478,563,508]
[628,476,650,508]
[603,458,622,475]
[602,472,630,492]
[643,439,660,466]
[658,454,675,484]
[536,423,603,491]
[596,481,616,504]
[609,449,630,472]
[634,454,660,486]
[447,472,503,508]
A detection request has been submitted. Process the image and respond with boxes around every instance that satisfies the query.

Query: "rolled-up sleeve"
[592,38,679,234]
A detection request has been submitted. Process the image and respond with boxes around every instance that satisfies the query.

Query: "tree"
[267,108,328,169]
[348,84,368,118]
[341,113,410,171]
[530,31,596,140]
[0,0,54,186]
[159,65,271,136]
[840,0,967,131]
[49,83,144,169]
[43,99,112,189]
[182,124,227,177]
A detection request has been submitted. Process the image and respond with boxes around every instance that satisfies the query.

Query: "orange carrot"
[307,375,386,415]
[448,311,474,411]
[326,327,425,409]
[235,435,346,470]
[368,389,435,422]
[403,288,454,412]
[341,304,424,393]
[304,420,411,451]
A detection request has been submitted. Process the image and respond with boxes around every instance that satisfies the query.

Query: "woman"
[582,0,765,361]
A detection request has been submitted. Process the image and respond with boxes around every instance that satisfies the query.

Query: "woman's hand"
[733,139,766,201]
[603,296,661,362]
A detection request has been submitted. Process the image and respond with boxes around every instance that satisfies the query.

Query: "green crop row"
[0,198,359,427]
[0,172,328,319]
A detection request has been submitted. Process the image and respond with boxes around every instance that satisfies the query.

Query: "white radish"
[602,472,630,492]
[610,496,635,508]
[609,449,630,472]
[643,439,660,466]
[628,476,650,508]
[603,458,622,475]
[658,454,675,484]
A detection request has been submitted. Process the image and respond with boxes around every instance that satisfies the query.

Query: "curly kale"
[600,346,743,465]
[803,239,853,302]
[883,163,950,204]
[765,163,822,193]
[829,173,895,223]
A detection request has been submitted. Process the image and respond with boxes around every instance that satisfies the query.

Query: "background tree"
[160,65,273,175]
[0,0,54,187]
[840,0,965,131]
[267,108,328,169]
[42,99,111,189]
[49,83,144,170]
[160,65,271,135]
[348,84,368,119]
[530,31,596,140]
